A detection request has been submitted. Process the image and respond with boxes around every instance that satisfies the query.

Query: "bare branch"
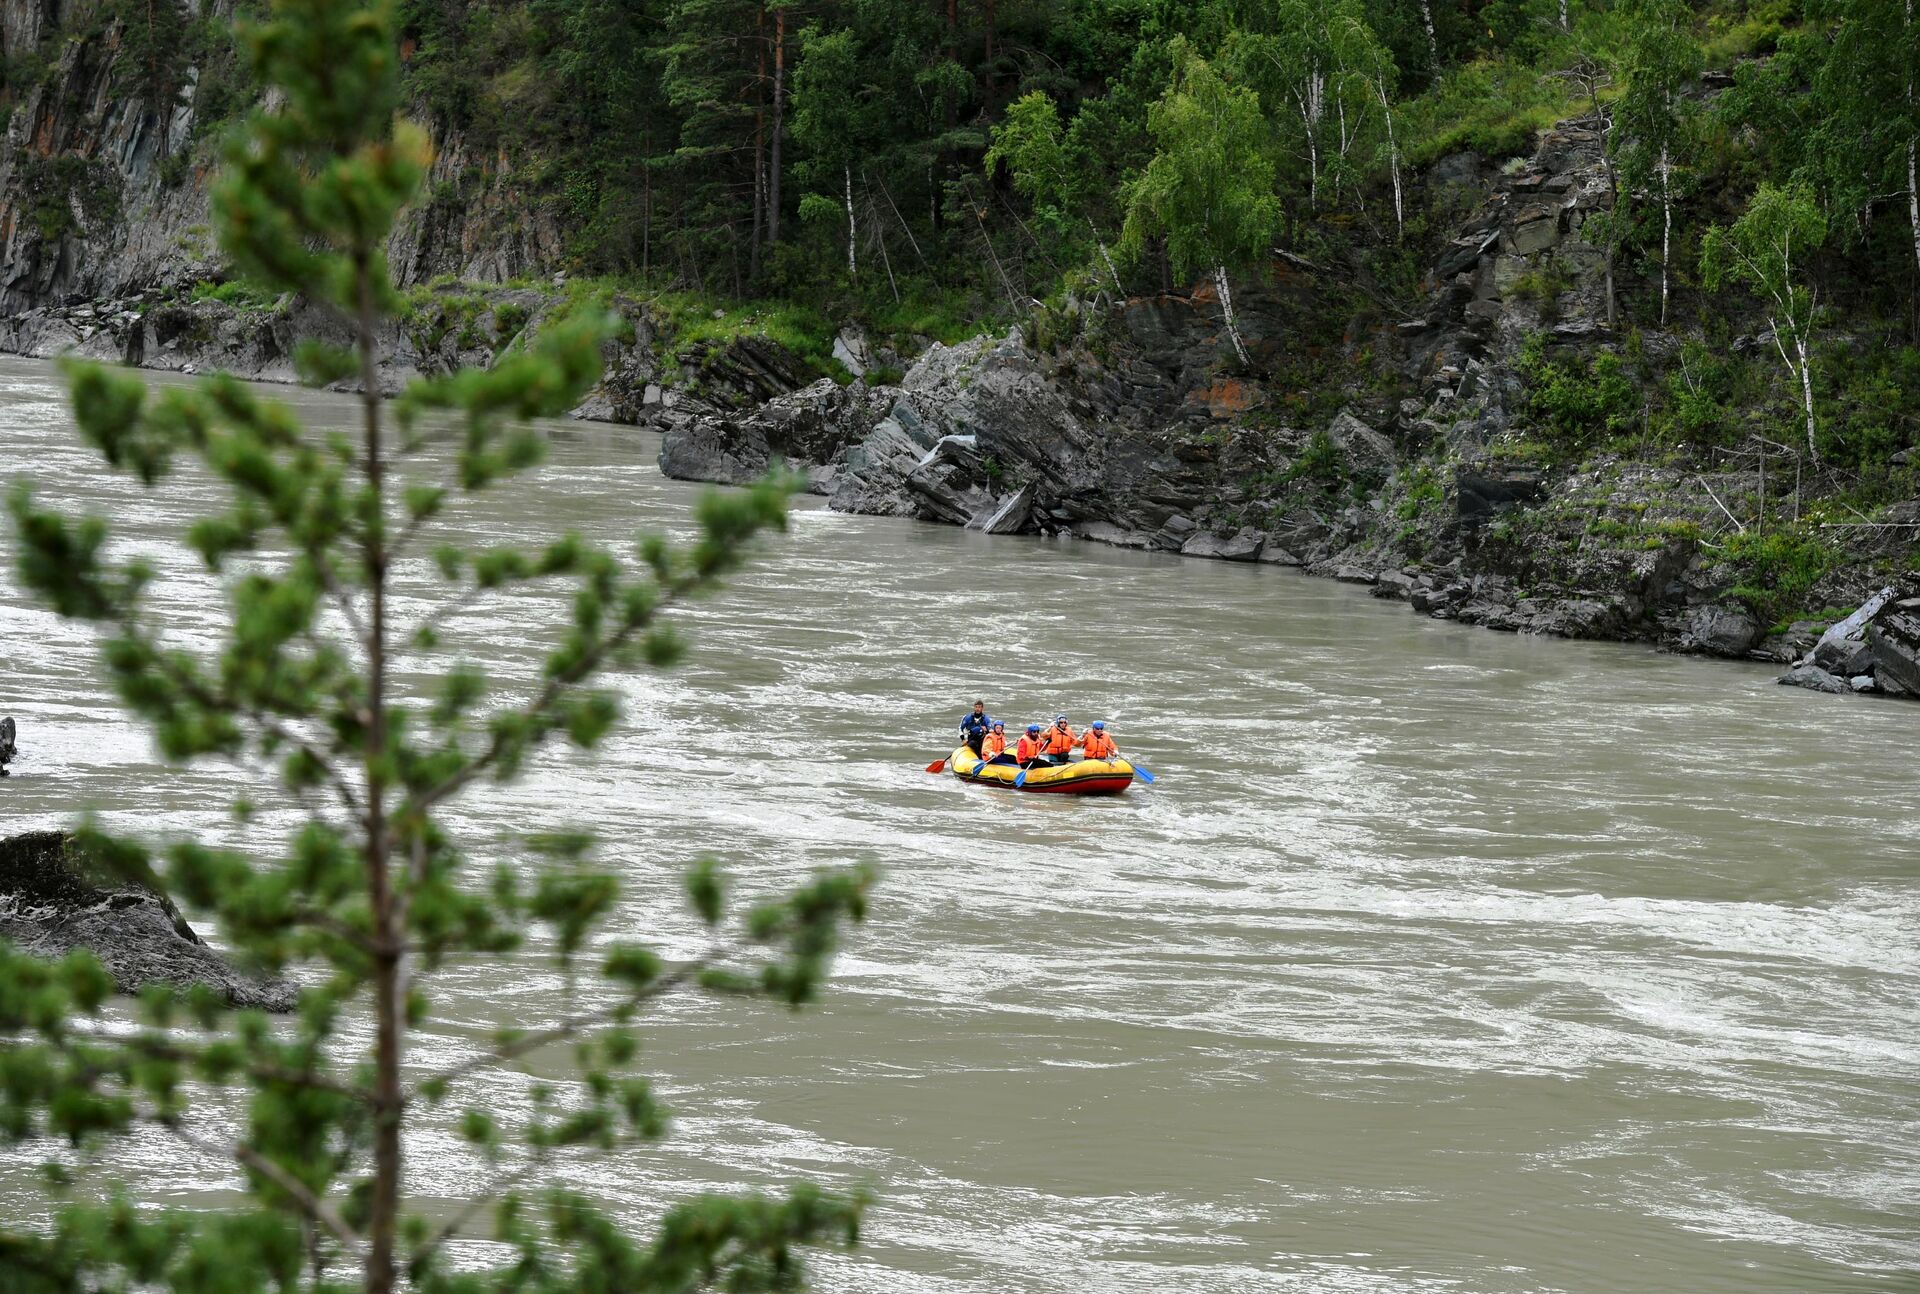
[400,582,694,823]
[410,955,718,1100]
[162,1120,363,1254]
[408,1157,543,1272]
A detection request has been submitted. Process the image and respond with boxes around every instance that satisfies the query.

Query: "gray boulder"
[0,831,295,1011]
[1455,463,1546,526]
[1371,570,1419,600]
[969,485,1036,535]
[1326,411,1396,475]
[1807,586,1896,667]
[1523,597,1625,639]
[1777,664,1849,695]
[1181,528,1264,561]
[1680,604,1762,658]
[659,379,887,491]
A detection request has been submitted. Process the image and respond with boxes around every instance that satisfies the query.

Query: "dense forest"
[36,0,1915,354]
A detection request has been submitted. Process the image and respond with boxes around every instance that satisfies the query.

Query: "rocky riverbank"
[3,47,1914,700]
[0,830,295,1010]
[647,119,1920,697]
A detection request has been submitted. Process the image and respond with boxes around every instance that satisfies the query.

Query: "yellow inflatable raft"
[949,745,1136,795]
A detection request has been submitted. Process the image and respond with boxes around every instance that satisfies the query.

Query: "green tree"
[0,3,872,1292]
[1615,0,1703,325]
[1701,184,1829,460]
[791,26,869,288]
[1119,39,1279,364]
[984,90,1123,291]
[1809,0,1920,295]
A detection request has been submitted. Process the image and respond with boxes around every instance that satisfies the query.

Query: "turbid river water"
[2,354,1918,1292]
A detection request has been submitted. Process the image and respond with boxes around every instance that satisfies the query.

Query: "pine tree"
[0,3,872,1291]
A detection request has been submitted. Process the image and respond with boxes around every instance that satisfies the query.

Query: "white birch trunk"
[1909,138,1920,287]
[1659,145,1672,325]
[844,164,857,281]
[1092,218,1123,293]
[1418,0,1438,68]
[1796,332,1817,461]
[1215,265,1249,366]
[1378,83,1403,240]
[1560,0,1569,29]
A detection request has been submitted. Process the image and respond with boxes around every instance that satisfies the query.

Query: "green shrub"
[1518,334,1638,453]
[1280,431,1346,491]
[1394,464,1444,520]
[189,279,280,310]
[1724,527,1839,627]
[493,300,530,345]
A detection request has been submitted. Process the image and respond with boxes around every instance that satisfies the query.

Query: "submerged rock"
[0,831,295,1011]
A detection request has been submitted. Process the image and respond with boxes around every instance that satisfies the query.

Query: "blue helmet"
[1026,723,1041,734]
[992,721,1005,730]
[1054,713,1068,723]
[1092,720,1105,730]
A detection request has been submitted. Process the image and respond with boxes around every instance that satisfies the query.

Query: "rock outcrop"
[1775,586,1920,698]
[0,831,295,1010]
[0,1,562,318]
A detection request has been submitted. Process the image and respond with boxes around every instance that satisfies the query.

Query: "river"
[2,354,1917,1292]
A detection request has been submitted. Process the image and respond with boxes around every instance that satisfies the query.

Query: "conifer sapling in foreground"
[0,2,872,1290]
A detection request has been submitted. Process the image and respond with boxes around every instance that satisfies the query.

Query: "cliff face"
[653,117,1920,695]
[0,0,211,311]
[0,0,558,315]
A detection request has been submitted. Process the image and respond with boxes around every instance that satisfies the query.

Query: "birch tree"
[1325,5,1406,239]
[1701,185,1830,460]
[1119,39,1279,365]
[791,26,867,284]
[985,91,1124,291]
[1616,0,1702,325]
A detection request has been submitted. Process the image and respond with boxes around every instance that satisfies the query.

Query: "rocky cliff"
[0,0,557,320]
[653,116,1920,696]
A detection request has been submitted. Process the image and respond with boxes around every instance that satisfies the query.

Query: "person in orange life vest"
[982,721,1008,761]
[1080,720,1117,761]
[1038,714,1076,763]
[1014,723,1045,766]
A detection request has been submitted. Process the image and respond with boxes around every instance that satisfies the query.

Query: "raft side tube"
[947,746,1135,795]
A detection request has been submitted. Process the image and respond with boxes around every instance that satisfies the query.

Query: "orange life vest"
[1082,730,1116,760]
[1041,724,1075,756]
[982,732,1007,758]
[1015,734,1042,763]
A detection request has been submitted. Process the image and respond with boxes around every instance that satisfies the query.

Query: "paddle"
[924,757,948,774]
[1131,763,1156,784]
